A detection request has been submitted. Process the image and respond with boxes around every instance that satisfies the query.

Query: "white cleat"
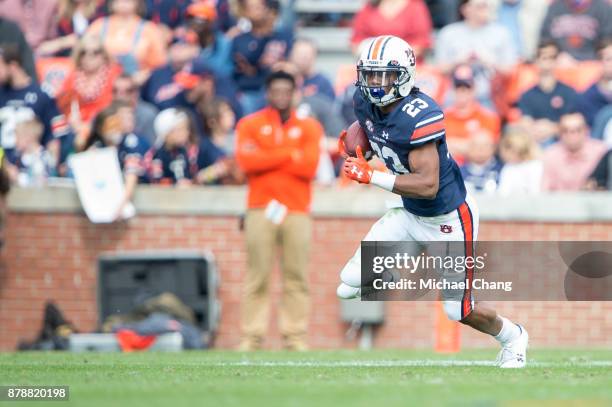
[496,325,528,368]
[337,283,361,299]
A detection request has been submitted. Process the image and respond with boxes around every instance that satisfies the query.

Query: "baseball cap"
[452,64,475,88]
[154,108,189,146]
[186,2,217,21]
[173,62,214,90]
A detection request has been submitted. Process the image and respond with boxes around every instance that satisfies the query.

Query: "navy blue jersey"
[518,82,579,122]
[91,133,150,181]
[303,73,336,101]
[145,138,224,184]
[353,89,466,217]
[140,64,242,118]
[230,29,293,91]
[0,84,73,163]
[144,0,190,29]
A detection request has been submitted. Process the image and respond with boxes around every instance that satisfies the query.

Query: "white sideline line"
[210,360,612,368]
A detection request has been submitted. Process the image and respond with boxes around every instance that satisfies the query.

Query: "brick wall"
[1,211,611,351]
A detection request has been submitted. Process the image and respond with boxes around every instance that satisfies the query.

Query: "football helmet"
[356,36,417,107]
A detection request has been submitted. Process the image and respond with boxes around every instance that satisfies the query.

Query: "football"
[344,120,373,159]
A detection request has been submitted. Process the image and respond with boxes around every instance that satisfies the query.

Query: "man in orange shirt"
[235,70,322,351]
[444,64,501,164]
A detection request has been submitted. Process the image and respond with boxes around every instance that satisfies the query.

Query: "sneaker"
[496,325,528,368]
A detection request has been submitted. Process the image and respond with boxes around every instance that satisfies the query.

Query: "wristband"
[371,170,396,192]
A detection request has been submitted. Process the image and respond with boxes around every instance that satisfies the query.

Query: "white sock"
[494,316,521,345]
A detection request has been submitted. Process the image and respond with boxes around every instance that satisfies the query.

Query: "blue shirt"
[497,0,523,58]
[92,133,150,181]
[230,29,293,91]
[144,0,190,29]
[460,158,503,194]
[192,34,233,78]
[353,89,466,217]
[118,133,150,179]
[518,81,579,121]
[145,138,224,184]
[303,73,336,102]
[140,64,242,118]
[580,83,612,127]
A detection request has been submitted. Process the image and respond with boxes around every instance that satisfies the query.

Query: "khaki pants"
[241,210,312,348]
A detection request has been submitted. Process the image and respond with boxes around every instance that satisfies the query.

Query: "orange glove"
[343,145,372,184]
[337,130,348,158]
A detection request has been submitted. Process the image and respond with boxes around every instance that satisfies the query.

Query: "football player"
[337,35,528,368]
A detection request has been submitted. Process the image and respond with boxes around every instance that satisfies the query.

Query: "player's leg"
[240,210,277,350]
[454,197,527,368]
[420,195,528,367]
[278,213,311,350]
[337,207,413,299]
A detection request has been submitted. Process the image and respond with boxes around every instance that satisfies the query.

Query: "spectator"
[185,2,233,78]
[351,0,433,59]
[289,38,336,102]
[542,111,608,191]
[0,147,9,249]
[4,116,57,186]
[144,0,190,31]
[112,73,158,145]
[539,0,612,63]
[0,18,37,81]
[497,127,543,194]
[146,108,227,185]
[518,41,580,148]
[57,36,122,142]
[199,98,236,154]
[197,98,246,184]
[460,130,502,193]
[273,61,340,184]
[37,0,107,57]
[587,148,612,190]
[235,71,321,351]
[581,39,612,127]
[444,64,501,164]
[86,0,167,84]
[231,0,293,115]
[426,0,460,28]
[140,42,200,111]
[215,0,237,34]
[83,102,148,219]
[0,0,59,51]
[436,0,518,108]
[0,44,73,174]
[276,61,345,139]
[142,49,242,121]
[493,0,548,61]
[592,105,612,145]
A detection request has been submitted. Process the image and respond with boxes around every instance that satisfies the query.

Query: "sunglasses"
[113,86,137,94]
[82,48,103,56]
[560,126,585,134]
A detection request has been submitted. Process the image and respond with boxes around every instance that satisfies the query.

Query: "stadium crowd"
[0,0,612,198]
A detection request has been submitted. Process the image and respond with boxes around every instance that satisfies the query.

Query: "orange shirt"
[87,16,167,71]
[444,103,501,142]
[236,107,322,213]
[57,63,122,124]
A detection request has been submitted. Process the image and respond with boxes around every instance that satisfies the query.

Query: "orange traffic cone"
[434,301,461,353]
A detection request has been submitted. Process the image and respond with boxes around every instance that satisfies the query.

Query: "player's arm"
[343,142,439,199]
[392,142,439,199]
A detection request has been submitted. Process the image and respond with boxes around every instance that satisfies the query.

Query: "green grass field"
[1,349,611,407]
